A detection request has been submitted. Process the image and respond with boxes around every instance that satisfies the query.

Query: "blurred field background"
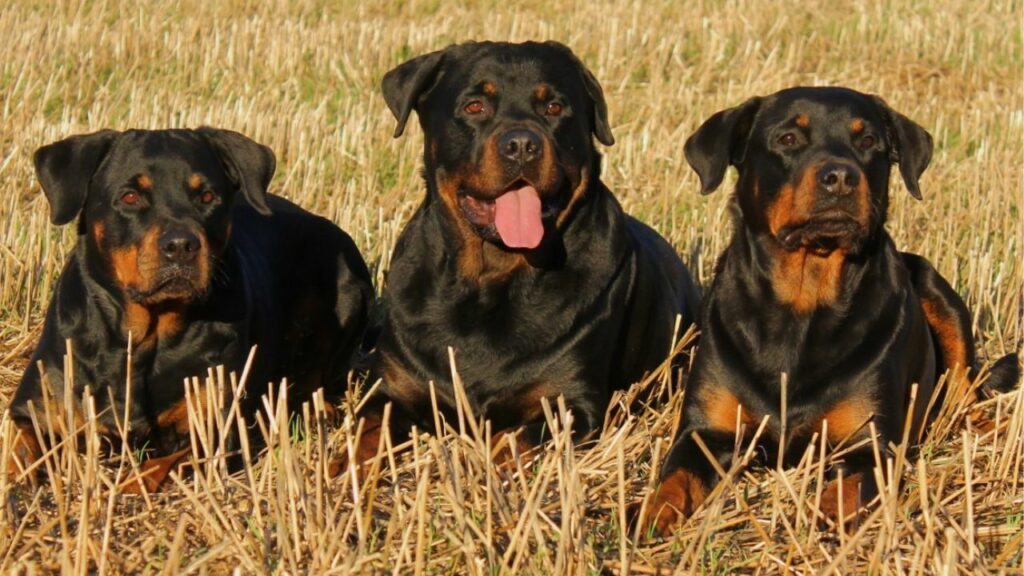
[0,0,1020,573]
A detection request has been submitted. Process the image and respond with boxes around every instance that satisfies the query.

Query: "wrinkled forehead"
[444,45,583,96]
[100,131,223,181]
[757,90,884,134]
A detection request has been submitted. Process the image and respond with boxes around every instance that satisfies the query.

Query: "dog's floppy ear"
[684,97,762,195]
[546,41,614,146]
[33,130,120,225]
[578,62,615,146]
[871,96,933,200]
[382,49,446,139]
[199,127,276,215]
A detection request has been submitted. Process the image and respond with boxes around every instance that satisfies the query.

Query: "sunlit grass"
[0,0,1020,573]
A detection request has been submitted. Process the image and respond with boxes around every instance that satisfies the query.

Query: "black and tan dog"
[337,41,698,470]
[8,128,373,491]
[635,87,1020,535]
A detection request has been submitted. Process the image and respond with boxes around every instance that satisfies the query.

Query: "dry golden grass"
[0,0,1020,573]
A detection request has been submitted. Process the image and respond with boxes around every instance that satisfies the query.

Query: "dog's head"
[35,128,274,305]
[685,87,932,257]
[382,40,614,251]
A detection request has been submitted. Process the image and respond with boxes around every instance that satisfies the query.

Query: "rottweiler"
[7,128,373,491]
[336,41,699,471]
[636,87,1020,535]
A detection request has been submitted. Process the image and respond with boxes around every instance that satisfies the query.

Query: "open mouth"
[458,179,558,250]
[776,211,863,253]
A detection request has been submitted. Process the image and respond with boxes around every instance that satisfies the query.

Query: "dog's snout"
[499,129,542,165]
[817,163,860,195]
[159,229,201,262]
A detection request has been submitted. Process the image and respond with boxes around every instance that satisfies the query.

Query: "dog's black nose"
[817,163,860,195]
[159,229,201,262]
[499,129,542,165]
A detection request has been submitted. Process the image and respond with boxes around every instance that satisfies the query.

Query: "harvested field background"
[0,0,1021,573]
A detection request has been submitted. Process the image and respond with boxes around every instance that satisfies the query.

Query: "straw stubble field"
[0,0,1020,573]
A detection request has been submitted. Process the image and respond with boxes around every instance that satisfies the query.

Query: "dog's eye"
[200,191,216,204]
[858,135,877,150]
[777,132,798,147]
[546,102,563,116]
[464,100,486,115]
[120,190,141,205]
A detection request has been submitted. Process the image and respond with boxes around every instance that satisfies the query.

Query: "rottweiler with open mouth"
[337,41,699,470]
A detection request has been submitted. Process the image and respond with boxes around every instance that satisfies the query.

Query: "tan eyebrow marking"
[188,173,203,190]
[136,174,152,190]
[795,114,810,128]
[482,81,497,96]
[850,118,865,133]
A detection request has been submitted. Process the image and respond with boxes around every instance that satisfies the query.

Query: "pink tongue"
[494,185,544,249]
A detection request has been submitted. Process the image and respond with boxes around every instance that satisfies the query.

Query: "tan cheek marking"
[794,166,820,220]
[195,230,210,291]
[765,166,819,236]
[766,182,797,237]
[537,134,558,189]
[92,222,105,247]
[433,144,529,284]
[109,244,142,288]
[856,168,872,226]
[556,167,590,229]
[136,227,162,287]
[108,228,162,295]
[795,115,810,128]
[477,135,505,190]
[434,170,484,284]
[764,163,865,312]
[447,136,507,198]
